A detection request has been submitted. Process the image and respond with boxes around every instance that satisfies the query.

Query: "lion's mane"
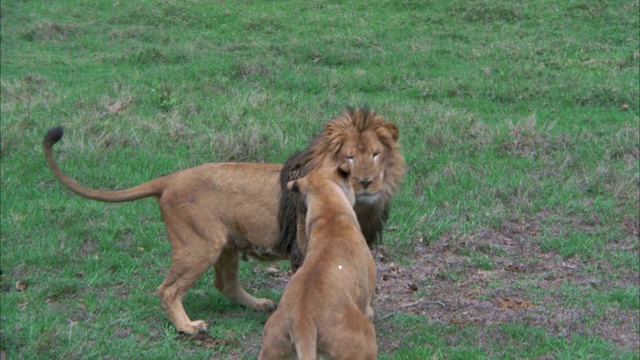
[277,107,406,268]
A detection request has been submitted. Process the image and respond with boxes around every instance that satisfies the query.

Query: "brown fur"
[260,167,377,360]
[278,107,406,269]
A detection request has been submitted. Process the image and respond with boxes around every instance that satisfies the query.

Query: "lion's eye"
[372,152,380,160]
[345,155,355,161]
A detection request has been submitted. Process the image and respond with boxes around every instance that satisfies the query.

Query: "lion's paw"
[192,320,210,332]
[179,320,210,335]
[254,298,277,312]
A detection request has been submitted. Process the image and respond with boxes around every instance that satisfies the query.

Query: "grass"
[1,0,639,358]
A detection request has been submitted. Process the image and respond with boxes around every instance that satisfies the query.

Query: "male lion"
[42,107,405,335]
[260,166,377,360]
[278,107,406,269]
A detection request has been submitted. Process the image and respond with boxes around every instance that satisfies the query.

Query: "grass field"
[1,0,639,358]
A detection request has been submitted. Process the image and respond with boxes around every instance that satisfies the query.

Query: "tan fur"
[279,107,406,268]
[260,167,377,360]
[43,127,284,335]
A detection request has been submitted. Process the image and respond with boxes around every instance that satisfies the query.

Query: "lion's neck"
[305,182,361,250]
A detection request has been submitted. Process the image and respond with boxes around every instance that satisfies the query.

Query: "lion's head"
[311,107,404,204]
[278,107,406,268]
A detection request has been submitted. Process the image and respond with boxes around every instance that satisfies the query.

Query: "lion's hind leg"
[157,252,217,334]
[259,311,294,360]
[214,246,277,312]
[324,307,378,360]
[157,223,226,335]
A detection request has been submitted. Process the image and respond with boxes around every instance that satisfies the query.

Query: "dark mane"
[276,149,310,266]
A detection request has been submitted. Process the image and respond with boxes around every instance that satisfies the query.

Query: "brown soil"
[372,216,639,353]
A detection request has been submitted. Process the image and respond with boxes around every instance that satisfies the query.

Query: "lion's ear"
[287,180,300,193]
[385,123,399,141]
[288,178,310,194]
[337,163,351,179]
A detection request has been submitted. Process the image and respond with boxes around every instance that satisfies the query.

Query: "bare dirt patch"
[372,216,640,352]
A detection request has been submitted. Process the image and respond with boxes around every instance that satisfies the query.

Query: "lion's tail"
[293,318,317,360]
[43,127,166,202]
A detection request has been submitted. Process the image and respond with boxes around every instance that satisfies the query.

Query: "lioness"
[42,107,405,335]
[259,166,377,360]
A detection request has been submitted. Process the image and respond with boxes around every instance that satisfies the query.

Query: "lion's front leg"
[214,247,277,311]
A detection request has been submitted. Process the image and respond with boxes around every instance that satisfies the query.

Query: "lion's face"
[337,130,388,204]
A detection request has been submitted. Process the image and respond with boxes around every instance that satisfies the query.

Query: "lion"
[278,106,406,269]
[259,166,377,360]
[42,107,405,335]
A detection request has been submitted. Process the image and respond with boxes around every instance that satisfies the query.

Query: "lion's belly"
[243,247,286,261]
[228,232,287,261]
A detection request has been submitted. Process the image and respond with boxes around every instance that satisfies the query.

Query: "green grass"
[2,0,638,358]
